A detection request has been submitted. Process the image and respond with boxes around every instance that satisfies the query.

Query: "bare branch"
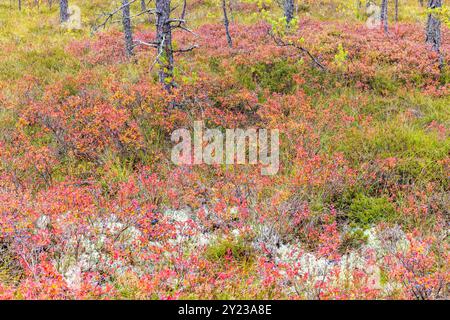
[150,33,166,72]
[173,44,199,53]
[180,0,187,20]
[269,31,327,71]
[92,0,139,34]
[133,39,159,48]
[176,25,199,37]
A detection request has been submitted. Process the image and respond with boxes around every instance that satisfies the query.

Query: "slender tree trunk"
[156,0,174,91]
[122,0,134,58]
[60,0,69,23]
[140,0,147,12]
[18,0,21,10]
[222,0,232,47]
[395,0,399,22]
[381,0,388,33]
[426,0,443,68]
[140,0,152,23]
[284,0,294,25]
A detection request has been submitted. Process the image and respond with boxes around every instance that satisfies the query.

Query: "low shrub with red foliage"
[0,8,448,300]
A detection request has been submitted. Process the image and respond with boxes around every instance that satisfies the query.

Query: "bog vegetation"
[0,0,448,299]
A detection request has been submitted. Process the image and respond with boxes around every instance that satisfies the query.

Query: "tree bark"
[284,0,294,25]
[426,0,443,67]
[381,0,388,33]
[222,0,232,47]
[156,0,174,91]
[59,0,69,23]
[395,0,399,22]
[122,0,134,58]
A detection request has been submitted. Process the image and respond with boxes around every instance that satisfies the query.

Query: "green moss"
[440,64,450,85]
[52,158,97,182]
[205,237,254,263]
[0,242,23,286]
[338,122,449,185]
[236,59,297,93]
[208,56,223,73]
[369,69,399,94]
[348,194,397,227]
[379,267,390,286]
[0,47,79,82]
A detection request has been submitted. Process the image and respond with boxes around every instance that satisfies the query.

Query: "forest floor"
[0,0,448,299]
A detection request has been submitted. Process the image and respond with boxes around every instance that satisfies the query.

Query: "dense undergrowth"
[0,0,448,299]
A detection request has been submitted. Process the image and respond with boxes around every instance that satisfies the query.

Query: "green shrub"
[338,122,449,186]
[236,59,297,93]
[0,242,22,286]
[369,69,399,94]
[208,56,223,73]
[440,64,450,85]
[348,194,396,227]
[205,237,254,263]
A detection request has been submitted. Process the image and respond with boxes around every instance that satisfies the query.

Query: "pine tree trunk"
[426,0,443,67]
[381,0,388,33]
[59,0,69,23]
[284,0,294,25]
[122,0,134,58]
[395,0,399,22]
[222,0,232,47]
[156,0,174,91]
